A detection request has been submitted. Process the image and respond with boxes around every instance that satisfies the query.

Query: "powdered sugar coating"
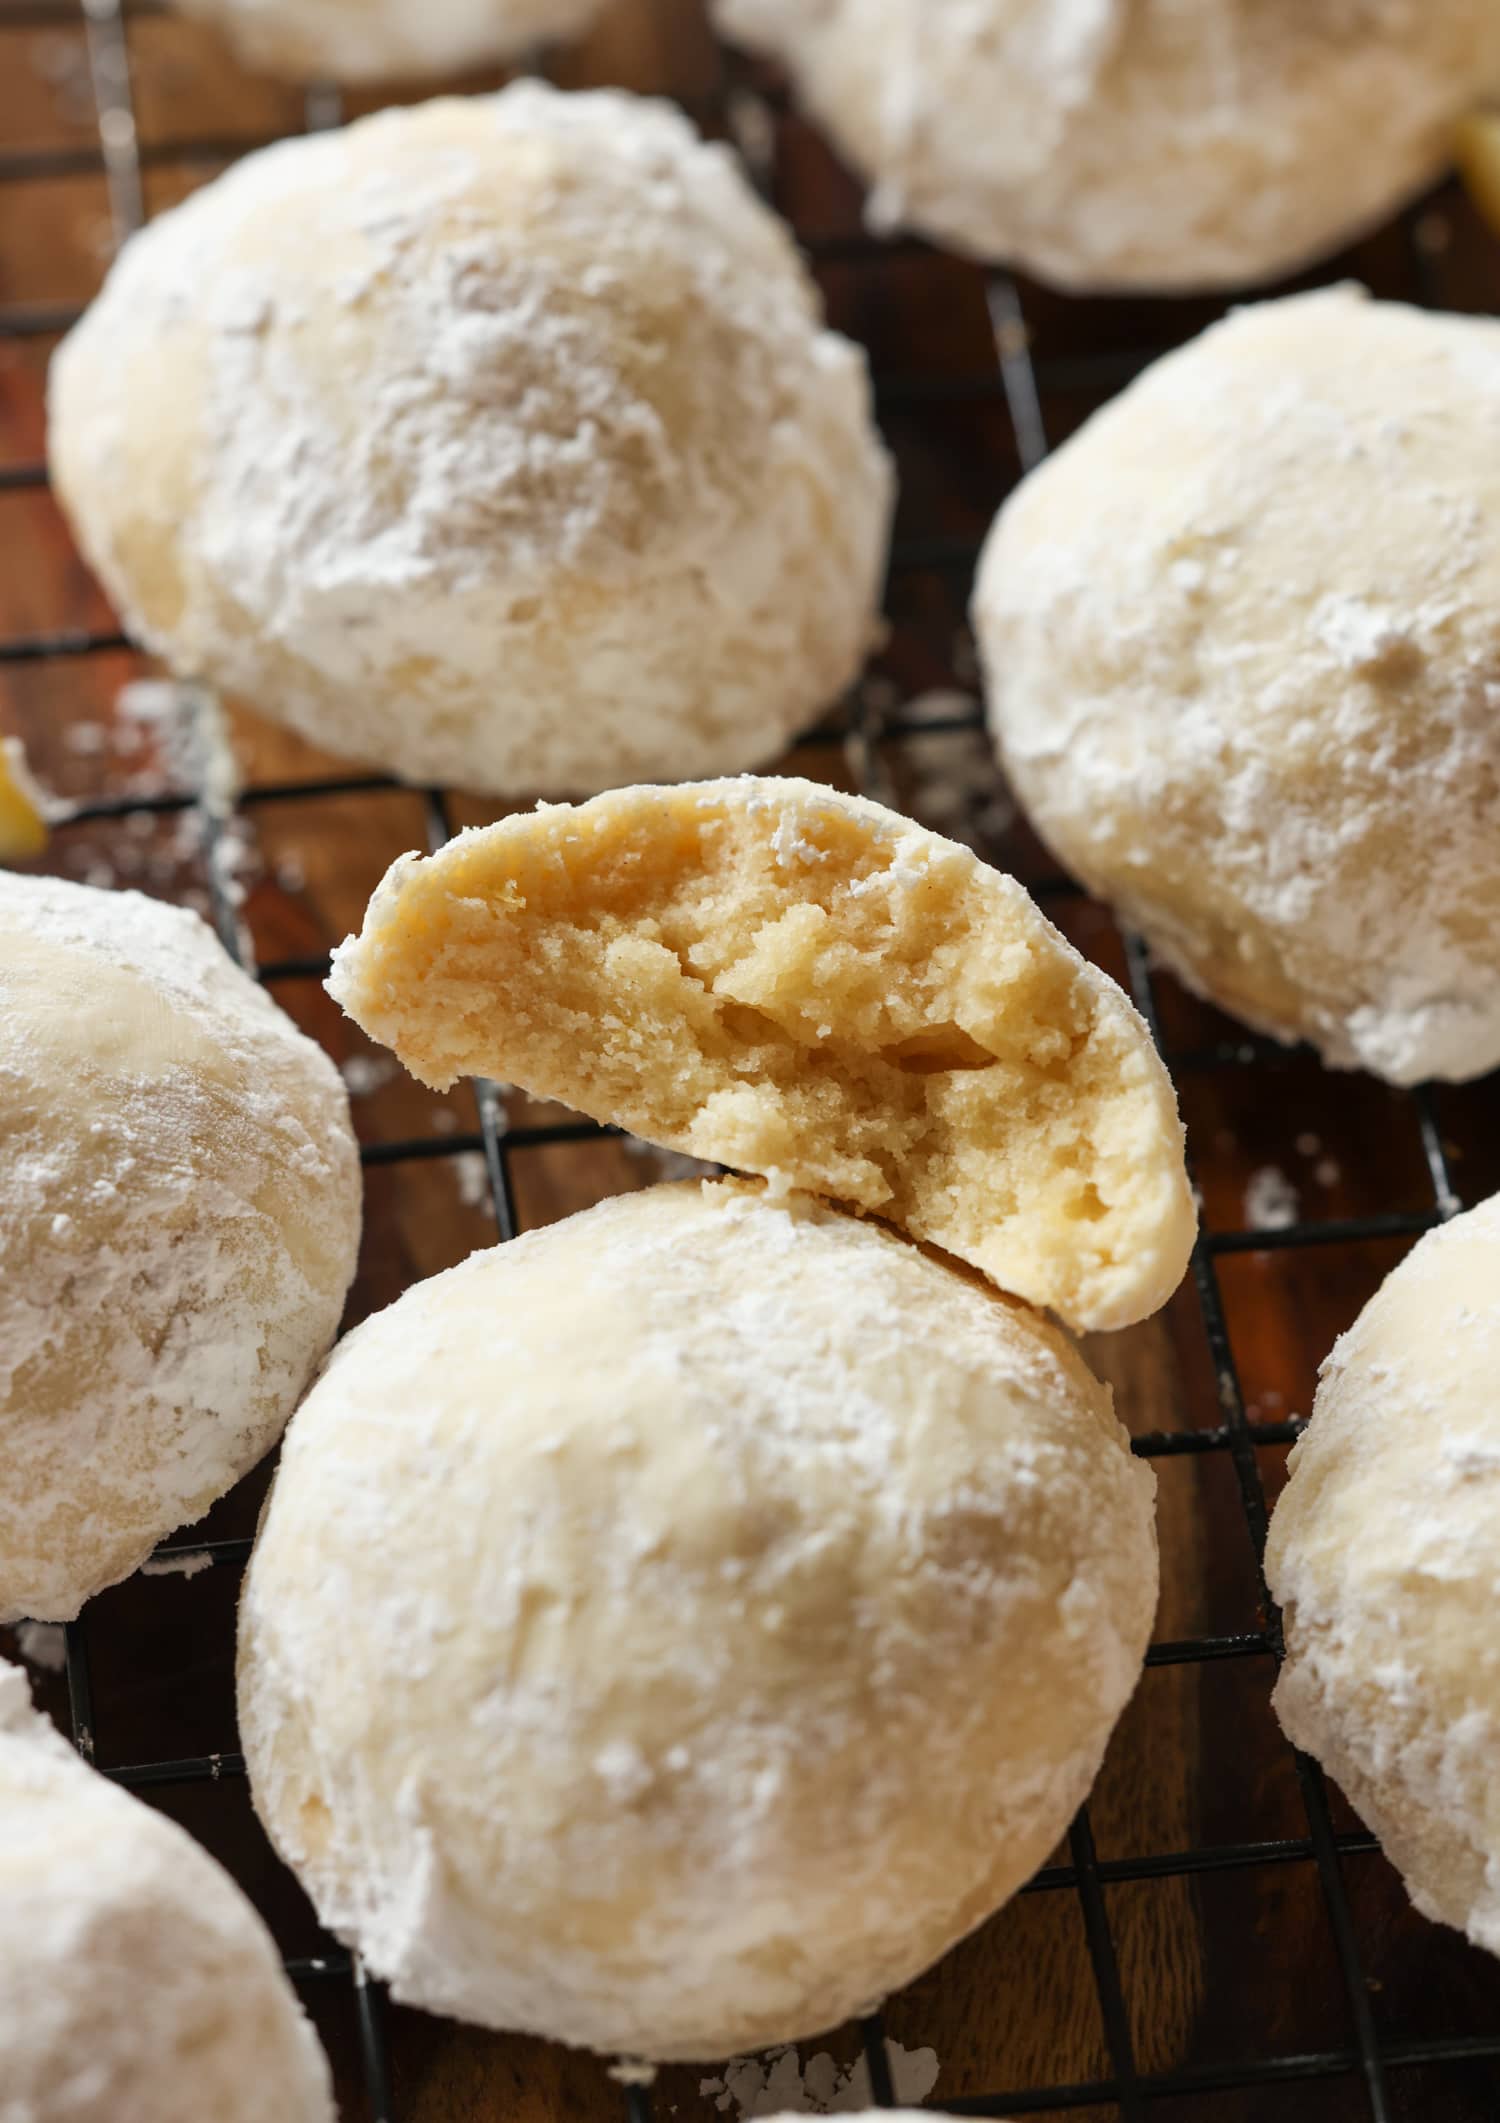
[0,875,360,1623]
[49,85,892,796]
[1266,1195,1500,1954]
[239,1179,1157,2059]
[713,0,1500,291]
[171,0,607,82]
[975,287,1500,1084]
[0,1658,333,2123]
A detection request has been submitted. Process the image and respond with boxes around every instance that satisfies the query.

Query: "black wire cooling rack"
[4,4,1500,2118]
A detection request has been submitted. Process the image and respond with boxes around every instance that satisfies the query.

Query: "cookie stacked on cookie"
[237,777,1194,2060]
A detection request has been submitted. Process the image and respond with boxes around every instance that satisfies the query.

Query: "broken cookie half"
[328,778,1195,1332]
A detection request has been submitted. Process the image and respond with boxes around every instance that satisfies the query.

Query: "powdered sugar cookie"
[976,287,1500,1084]
[0,1657,333,2123]
[49,86,891,796]
[0,875,360,1623]
[714,0,1500,290]
[240,1180,1157,2057]
[1268,1195,1500,1956]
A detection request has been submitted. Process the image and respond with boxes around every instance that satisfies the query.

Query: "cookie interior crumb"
[329,778,1194,1331]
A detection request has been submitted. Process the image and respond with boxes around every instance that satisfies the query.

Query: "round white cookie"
[172,0,608,82]
[0,1658,333,2123]
[49,85,891,797]
[1267,1194,1500,1954]
[0,875,360,1623]
[713,0,1500,291]
[975,286,1500,1085]
[240,1180,1158,2059]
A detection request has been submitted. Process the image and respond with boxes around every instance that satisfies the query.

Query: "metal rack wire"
[3,3,1499,2117]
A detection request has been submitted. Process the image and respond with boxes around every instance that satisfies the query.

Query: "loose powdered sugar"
[11,1622,66,1673]
[701,2040,940,2114]
[1244,1166,1300,1232]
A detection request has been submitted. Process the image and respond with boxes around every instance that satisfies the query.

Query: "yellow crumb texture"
[329,778,1196,1332]
[0,740,48,862]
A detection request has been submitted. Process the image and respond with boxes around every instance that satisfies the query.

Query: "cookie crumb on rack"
[140,1550,214,1581]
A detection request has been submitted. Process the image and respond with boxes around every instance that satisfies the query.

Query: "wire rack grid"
[2,3,1499,2118]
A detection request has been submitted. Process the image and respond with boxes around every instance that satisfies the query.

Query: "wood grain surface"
[2,5,1499,2120]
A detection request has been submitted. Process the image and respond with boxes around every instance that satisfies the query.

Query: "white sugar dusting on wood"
[700,2039,940,2115]
[1244,1165,1300,1232]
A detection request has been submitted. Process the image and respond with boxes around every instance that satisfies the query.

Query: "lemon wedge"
[0,738,51,862]
[1457,110,1500,237]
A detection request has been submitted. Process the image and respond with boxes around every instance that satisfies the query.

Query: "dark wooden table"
[2,6,1499,2119]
